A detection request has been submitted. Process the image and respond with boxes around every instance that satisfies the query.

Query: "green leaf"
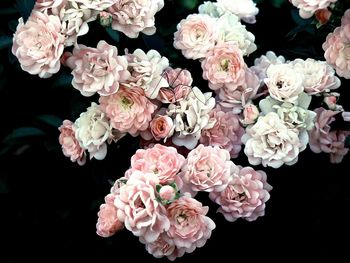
[15,0,36,22]
[106,27,120,43]
[291,9,313,26]
[270,0,286,8]
[52,73,73,89]
[0,35,12,50]
[180,0,199,10]
[36,114,63,128]
[3,127,45,144]
[345,136,350,149]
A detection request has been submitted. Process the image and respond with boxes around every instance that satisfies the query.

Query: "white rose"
[217,0,259,24]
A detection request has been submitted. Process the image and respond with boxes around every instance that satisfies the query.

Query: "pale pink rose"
[174,14,217,60]
[33,0,65,12]
[290,0,336,19]
[217,0,259,24]
[110,177,128,195]
[114,171,170,243]
[341,9,350,26]
[209,166,272,222]
[290,58,340,95]
[157,68,192,103]
[217,69,260,113]
[323,94,339,110]
[179,145,235,196]
[108,0,164,38]
[323,25,350,79]
[140,233,186,261]
[202,43,246,90]
[159,185,177,201]
[99,86,158,136]
[65,41,130,97]
[315,8,331,25]
[309,108,349,163]
[165,195,216,252]
[150,115,175,141]
[96,194,123,237]
[200,106,244,158]
[12,11,65,78]
[129,144,185,187]
[58,120,86,165]
[241,103,259,125]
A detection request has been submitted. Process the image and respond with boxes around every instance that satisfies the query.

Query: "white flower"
[76,0,115,10]
[264,64,304,104]
[198,1,222,17]
[217,0,259,24]
[124,49,169,99]
[216,13,257,55]
[74,102,113,160]
[242,112,307,168]
[167,87,216,149]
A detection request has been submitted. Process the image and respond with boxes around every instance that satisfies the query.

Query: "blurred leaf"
[291,9,313,26]
[52,72,73,89]
[142,34,165,51]
[270,0,286,8]
[15,0,36,22]
[345,136,350,149]
[8,19,19,32]
[36,114,63,128]
[3,127,45,144]
[106,27,120,43]
[0,7,18,16]
[0,35,12,50]
[180,0,199,10]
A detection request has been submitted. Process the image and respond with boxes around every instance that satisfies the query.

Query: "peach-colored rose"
[65,41,130,97]
[165,195,216,252]
[96,194,123,237]
[201,43,246,90]
[129,144,185,187]
[209,166,272,222]
[150,115,174,141]
[58,120,86,165]
[157,68,192,103]
[12,11,65,78]
[179,145,235,196]
[200,106,244,158]
[108,0,164,38]
[174,14,217,60]
[114,171,170,243]
[290,0,336,19]
[99,86,158,136]
[315,8,331,25]
[241,103,259,125]
[323,25,350,79]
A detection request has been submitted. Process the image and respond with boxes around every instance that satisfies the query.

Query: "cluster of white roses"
[12,0,164,78]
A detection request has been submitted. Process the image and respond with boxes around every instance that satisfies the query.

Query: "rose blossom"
[174,14,217,60]
[201,43,246,90]
[217,0,259,24]
[179,145,236,196]
[129,144,185,187]
[322,25,350,79]
[33,0,65,12]
[264,64,304,103]
[309,108,350,163]
[200,106,244,158]
[65,41,130,97]
[96,194,123,237]
[157,68,192,103]
[165,195,216,252]
[124,49,169,99]
[12,11,65,78]
[341,9,350,26]
[290,0,336,19]
[241,103,259,125]
[150,115,175,141]
[108,0,164,38]
[99,86,158,136]
[209,166,272,222]
[58,120,86,165]
[242,112,307,168]
[74,103,113,160]
[290,58,340,95]
[114,171,170,243]
[315,8,331,25]
[342,111,350,122]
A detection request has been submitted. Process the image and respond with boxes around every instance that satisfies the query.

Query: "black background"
[0,0,350,262]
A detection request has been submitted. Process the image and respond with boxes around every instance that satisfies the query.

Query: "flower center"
[120,96,133,110]
[220,59,230,72]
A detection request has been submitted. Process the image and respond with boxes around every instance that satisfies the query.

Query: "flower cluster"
[12,0,164,78]
[96,144,272,260]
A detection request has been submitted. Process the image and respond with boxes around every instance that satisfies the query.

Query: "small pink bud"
[159,185,176,201]
[99,11,112,27]
[241,104,259,125]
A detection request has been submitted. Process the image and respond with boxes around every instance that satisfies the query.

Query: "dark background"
[0,0,350,262]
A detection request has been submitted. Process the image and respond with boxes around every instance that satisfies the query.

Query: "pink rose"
[200,106,244,158]
[165,195,216,252]
[129,144,185,187]
[341,9,350,26]
[96,194,123,237]
[201,43,246,90]
[179,145,235,196]
[99,86,158,136]
[12,11,65,78]
[209,166,272,222]
[174,14,217,60]
[290,0,336,19]
[241,103,259,125]
[115,171,170,243]
[65,41,130,97]
[150,115,174,141]
[58,120,86,165]
[315,8,331,25]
